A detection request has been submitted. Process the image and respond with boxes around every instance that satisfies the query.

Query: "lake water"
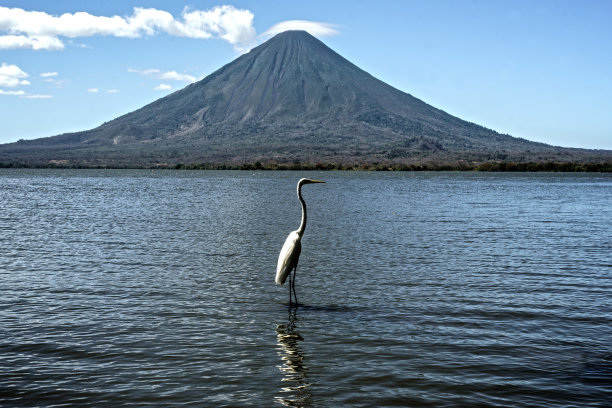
[1,169,611,407]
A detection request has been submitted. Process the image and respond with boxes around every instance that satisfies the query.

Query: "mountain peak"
[264,30,320,42]
[250,29,334,57]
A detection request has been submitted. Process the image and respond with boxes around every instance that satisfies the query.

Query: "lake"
[1,169,611,407]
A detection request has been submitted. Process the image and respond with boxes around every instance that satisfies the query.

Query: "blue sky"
[1,0,611,149]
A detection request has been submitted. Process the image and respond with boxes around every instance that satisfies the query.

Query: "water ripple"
[1,170,611,407]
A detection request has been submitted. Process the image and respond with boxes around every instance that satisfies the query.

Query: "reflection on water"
[275,308,312,407]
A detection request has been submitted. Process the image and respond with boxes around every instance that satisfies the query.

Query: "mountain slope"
[1,30,609,167]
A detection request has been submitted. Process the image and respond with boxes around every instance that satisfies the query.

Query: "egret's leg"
[292,267,298,306]
[288,276,293,307]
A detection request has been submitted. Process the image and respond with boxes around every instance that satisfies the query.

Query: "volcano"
[1,30,608,168]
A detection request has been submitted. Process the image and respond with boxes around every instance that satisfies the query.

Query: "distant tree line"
[2,160,610,172]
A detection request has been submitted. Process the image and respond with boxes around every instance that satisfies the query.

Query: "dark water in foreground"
[1,169,611,407]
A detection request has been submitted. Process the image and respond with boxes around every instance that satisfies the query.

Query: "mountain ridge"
[1,30,610,168]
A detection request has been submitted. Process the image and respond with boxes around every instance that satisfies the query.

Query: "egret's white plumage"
[276,230,301,285]
[275,178,324,306]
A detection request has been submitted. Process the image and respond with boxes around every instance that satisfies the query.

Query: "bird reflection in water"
[275,308,312,407]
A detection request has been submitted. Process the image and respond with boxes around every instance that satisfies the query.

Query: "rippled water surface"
[1,169,611,407]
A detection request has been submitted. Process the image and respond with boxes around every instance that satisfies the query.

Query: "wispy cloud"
[128,68,159,76]
[87,87,120,94]
[0,88,52,99]
[0,89,25,95]
[39,71,70,88]
[129,68,198,91]
[22,93,52,99]
[158,70,197,82]
[260,20,340,40]
[0,63,30,87]
[128,68,197,83]
[0,5,256,52]
[45,78,70,88]
[154,84,172,91]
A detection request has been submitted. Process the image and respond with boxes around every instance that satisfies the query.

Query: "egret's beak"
[309,180,325,183]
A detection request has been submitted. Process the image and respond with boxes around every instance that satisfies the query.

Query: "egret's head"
[299,178,325,186]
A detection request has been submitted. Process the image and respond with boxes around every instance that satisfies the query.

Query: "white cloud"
[0,64,56,98]
[0,5,256,51]
[0,63,30,87]
[40,71,58,77]
[87,88,98,93]
[106,89,119,93]
[129,68,196,83]
[154,83,172,91]
[179,6,256,52]
[0,34,64,50]
[260,20,340,40]
[0,6,342,54]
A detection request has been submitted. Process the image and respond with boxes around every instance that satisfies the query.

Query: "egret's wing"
[275,231,301,285]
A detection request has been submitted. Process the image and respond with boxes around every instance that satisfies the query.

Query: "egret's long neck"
[297,184,307,236]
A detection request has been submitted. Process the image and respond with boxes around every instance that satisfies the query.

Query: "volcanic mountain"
[1,30,609,167]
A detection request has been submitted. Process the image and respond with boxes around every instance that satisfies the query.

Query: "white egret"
[276,178,325,307]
